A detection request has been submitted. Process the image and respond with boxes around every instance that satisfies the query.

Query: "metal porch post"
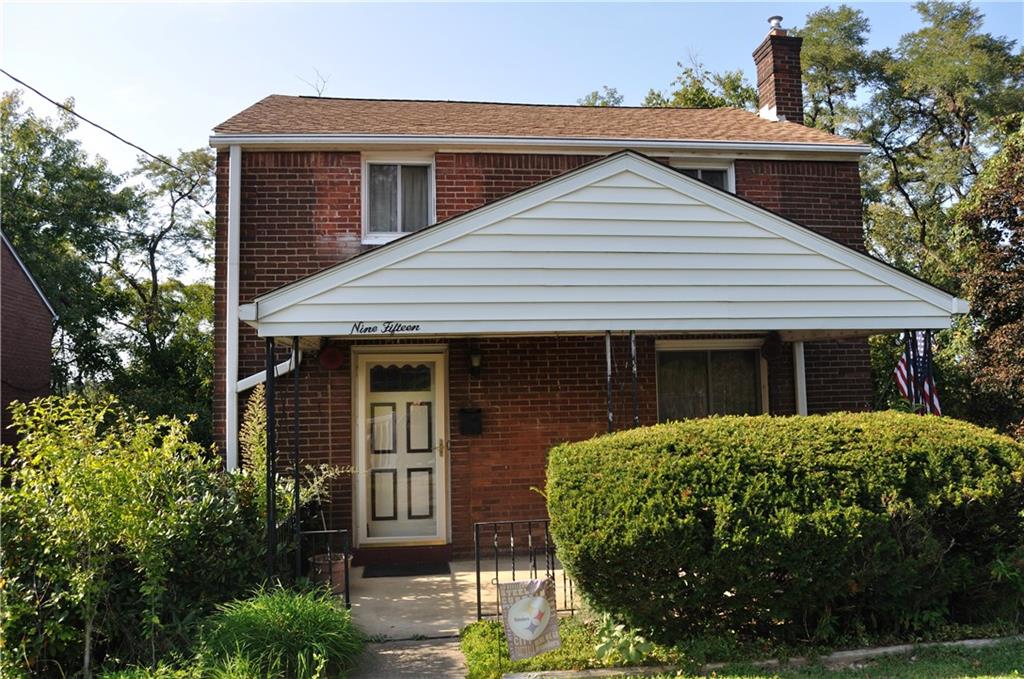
[629,330,638,428]
[292,336,302,581]
[265,338,278,579]
[605,331,613,433]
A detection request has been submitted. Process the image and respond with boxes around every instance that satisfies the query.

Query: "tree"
[578,86,623,107]
[795,5,871,133]
[956,115,1024,435]
[0,91,138,388]
[105,149,216,444]
[643,58,758,110]
[2,91,217,443]
[859,2,1024,290]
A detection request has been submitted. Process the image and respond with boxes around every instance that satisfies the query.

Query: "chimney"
[752,15,804,124]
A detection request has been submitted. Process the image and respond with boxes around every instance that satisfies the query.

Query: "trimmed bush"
[201,586,363,677]
[546,412,1024,645]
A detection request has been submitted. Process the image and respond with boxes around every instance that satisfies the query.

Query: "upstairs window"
[364,156,434,242]
[678,167,729,191]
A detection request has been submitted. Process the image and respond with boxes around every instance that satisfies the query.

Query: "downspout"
[236,348,303,393]
[225,145,241,471]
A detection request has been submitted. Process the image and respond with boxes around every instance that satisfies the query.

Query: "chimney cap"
[768,15,786,35]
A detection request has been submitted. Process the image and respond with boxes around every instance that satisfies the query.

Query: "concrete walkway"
[349,638,466,678]
[348,559,569,639]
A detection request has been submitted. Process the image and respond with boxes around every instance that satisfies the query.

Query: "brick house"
[211,23,966,563]
[1,232,56,446]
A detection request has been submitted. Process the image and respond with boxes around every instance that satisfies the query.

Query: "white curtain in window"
[369,165,398,233]
[402,165,430,232]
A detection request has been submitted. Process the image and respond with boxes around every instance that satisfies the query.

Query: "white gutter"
[208,133,870,156]
[236,348,303,393]
[225,145,241,471]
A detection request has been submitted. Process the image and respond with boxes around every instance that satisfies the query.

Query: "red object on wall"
[319,344,344,370]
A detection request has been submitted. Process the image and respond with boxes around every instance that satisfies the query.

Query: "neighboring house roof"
[241,151,966,338]
[212,95,865,150]
[1,232,57,320]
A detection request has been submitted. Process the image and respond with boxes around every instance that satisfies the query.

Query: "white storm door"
[356,352,447,545]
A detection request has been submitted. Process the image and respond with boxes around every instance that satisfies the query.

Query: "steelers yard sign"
[497,578,561,660]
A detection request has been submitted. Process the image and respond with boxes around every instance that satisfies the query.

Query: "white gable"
[246,152,966,338]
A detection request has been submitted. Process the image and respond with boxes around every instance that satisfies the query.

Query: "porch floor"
[348,558,571,639]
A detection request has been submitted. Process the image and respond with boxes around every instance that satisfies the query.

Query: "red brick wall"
[734,159,864,251]
[260,332,819,557]
[435,153,599,221]
[213,148,874,555]
[1,241,53,445]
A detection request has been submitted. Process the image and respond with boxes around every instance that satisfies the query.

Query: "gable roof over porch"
[241,152,967,338]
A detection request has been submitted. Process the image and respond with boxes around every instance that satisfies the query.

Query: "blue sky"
[3,2,1022,173]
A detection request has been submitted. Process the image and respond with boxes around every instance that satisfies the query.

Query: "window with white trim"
[677,168,729,191]
[657,348,762,420]
[364,156,434,241]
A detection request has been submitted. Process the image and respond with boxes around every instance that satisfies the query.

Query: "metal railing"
[301,528,351,608]
[474,519,575,620]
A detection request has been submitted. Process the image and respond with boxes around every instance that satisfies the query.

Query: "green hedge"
[546,412,1024,645]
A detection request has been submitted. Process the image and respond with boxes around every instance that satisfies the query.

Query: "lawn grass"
[629,638,1024,678]
[460,620,1024,679]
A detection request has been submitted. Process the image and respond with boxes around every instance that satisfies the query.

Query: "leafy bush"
[546,412,1024,645]
[201,586,363,677]
[1,396,264,677]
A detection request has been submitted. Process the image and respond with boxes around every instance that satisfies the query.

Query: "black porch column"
[265,338,278,579]
[605,331,613,433]
[292,337,302,581]
[630,330,639,428]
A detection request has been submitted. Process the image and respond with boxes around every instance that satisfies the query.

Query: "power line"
[1,68,213,219]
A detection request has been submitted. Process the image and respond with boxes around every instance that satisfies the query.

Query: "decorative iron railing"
[301,528,351,608]
[474,519,575,621]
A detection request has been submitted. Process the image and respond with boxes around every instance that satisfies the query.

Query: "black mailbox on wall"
[458,407,483,436]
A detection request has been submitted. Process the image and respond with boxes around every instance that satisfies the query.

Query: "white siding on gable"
[250,154,964,337]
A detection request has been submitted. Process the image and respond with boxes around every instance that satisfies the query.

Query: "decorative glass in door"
[365,362,438,538]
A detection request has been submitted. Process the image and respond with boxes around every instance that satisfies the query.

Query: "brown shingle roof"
[213,95,862,147]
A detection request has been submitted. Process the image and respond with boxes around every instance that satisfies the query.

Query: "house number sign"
[349,321,422,335]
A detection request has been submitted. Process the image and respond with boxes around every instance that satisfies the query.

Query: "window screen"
[657,349,760,421]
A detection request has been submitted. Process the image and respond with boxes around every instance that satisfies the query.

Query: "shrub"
[1,396,264,677]
[546,412,1024,645]
[201,586,363,677]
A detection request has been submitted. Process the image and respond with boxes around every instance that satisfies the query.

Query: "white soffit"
[249,152,967,338]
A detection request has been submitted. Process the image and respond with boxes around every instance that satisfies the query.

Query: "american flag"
[894,330,941,415]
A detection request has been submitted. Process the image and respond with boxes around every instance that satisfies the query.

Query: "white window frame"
[669,160,735,193]
[654,337,769,417]
[361,152,436,245]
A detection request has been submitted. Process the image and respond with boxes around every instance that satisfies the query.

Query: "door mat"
[363,562,451,578]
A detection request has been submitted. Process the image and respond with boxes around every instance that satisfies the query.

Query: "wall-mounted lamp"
[469,341,482,378]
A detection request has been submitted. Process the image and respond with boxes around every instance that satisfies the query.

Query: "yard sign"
[498,578,561,660]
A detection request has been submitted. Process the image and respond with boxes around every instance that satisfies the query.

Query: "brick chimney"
[752,15,804,124]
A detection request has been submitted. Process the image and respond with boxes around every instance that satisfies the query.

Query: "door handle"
[438,439,447,458]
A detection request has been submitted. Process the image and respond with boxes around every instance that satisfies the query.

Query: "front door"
[355,351,447,545]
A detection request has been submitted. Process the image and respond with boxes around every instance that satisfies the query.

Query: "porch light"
[469,342,482,378]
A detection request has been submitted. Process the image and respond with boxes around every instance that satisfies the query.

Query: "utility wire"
[1,68,214,219]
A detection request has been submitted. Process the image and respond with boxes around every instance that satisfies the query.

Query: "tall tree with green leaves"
[105,149,216,443]
[1,91,138,388]
[577,86,624,107]
[795,4,871,133]
[859,1,1024,290]
[643,58,758,110]
[2,91,216,443]
[955,115,1024,435]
